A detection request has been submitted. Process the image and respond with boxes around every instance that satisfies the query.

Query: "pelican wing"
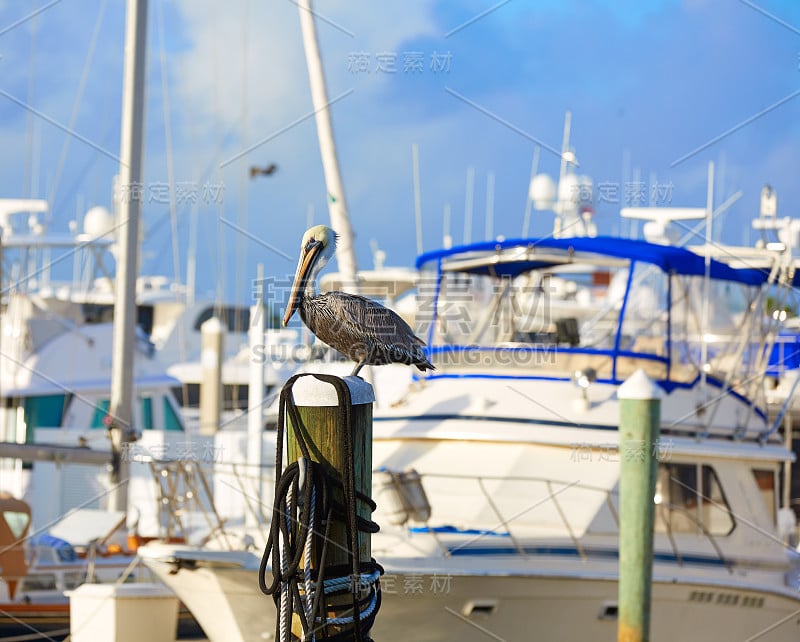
[320,292,425,348]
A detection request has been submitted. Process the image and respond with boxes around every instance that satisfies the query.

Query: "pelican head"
[283,225,338,326]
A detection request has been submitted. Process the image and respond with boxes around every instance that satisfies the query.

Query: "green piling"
[617,369,662,642]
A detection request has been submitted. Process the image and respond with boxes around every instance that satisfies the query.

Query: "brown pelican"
[283,225,434,377]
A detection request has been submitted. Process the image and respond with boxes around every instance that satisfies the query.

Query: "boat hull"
[140,548,800,642]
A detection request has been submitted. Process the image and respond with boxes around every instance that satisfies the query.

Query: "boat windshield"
[415,242,773,401]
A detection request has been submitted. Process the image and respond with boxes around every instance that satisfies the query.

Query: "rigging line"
[23,0,38,203]
[463,166,474,244]
[51,117,118,215]
[155,0,191,404]
[234,0,250,337]
[209,0,224,315]
[135,116,241,304]
[521,146,540,238]
[206,2,225,315]
[156,0,182,291]
[47,0,108,209]
[186,97,199,304]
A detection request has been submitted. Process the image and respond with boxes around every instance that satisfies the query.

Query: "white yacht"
[0,199,298,425]
[140,229,800,641]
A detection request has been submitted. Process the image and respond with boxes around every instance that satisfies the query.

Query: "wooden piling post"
[287,374,375,638]
[199,317,224,436]
[618,369,662,642]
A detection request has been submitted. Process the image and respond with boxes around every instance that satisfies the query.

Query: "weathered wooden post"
[618,369,662,642]
[199,317,224,436]
[262,373,378,641]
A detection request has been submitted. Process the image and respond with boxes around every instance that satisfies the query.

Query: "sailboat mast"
[108,0,148,513]
[297,0,358,290]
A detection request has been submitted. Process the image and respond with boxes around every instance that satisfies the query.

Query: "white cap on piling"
[200,316,224,334]
[618,369,662,400]
[291,375,375,407]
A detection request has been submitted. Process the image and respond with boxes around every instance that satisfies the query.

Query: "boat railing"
[141,458,733,572]
[656,502,733,574]
[143,457,273,549]
[400,471,732,570]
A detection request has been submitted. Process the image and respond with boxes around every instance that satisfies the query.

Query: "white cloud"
[170,0,439,146]
[155,0,443,286]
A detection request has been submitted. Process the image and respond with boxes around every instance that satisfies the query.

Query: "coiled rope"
[259,374,382,642]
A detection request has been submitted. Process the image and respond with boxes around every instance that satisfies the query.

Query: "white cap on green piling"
[618,369,662,401]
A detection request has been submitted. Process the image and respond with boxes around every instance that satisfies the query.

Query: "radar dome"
[529,174,556,210]
[83,206,115,238]
[557,174,580,204]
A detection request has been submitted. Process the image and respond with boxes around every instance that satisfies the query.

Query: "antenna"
[621,149,631,237]
[648,170,657,206]
[463,167,474,244]
[630,167,641,239]
[412,143,423,255]
[558,111,572,189]
[443,203,452,249]
[522,146,541,237]
[369,239,386,270]
[760,185,777,219]
[485,172,495,241]
[553,111,575,237]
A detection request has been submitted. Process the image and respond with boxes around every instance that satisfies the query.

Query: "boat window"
[193,305,250,333]
[171,384,199,409]
[141,397,154,430]
[163,397,184,432]
[81,303,114,324]
[752,469,776,523]
[670,275,762,399]
[137,304,155,335]
[90,399,110,429]
[701,465,734,535]
[3,511,29,539]
[224,384,249,411]
[20,573,57,591]
[609,262,669,352]
[63,571,86,590]
[415,255,626,377]
[415,245,771,401]
[80,304,154,335]
[23,394,69,433]
[654,463,734,536]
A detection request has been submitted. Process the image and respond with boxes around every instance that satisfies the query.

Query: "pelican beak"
[283,239,323,326]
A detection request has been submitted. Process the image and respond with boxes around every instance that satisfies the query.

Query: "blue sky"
[0,0,798,307]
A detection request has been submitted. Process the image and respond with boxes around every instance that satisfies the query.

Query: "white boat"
[0,198,269,541]
[0,198,299,430]
[139,226,800,641]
